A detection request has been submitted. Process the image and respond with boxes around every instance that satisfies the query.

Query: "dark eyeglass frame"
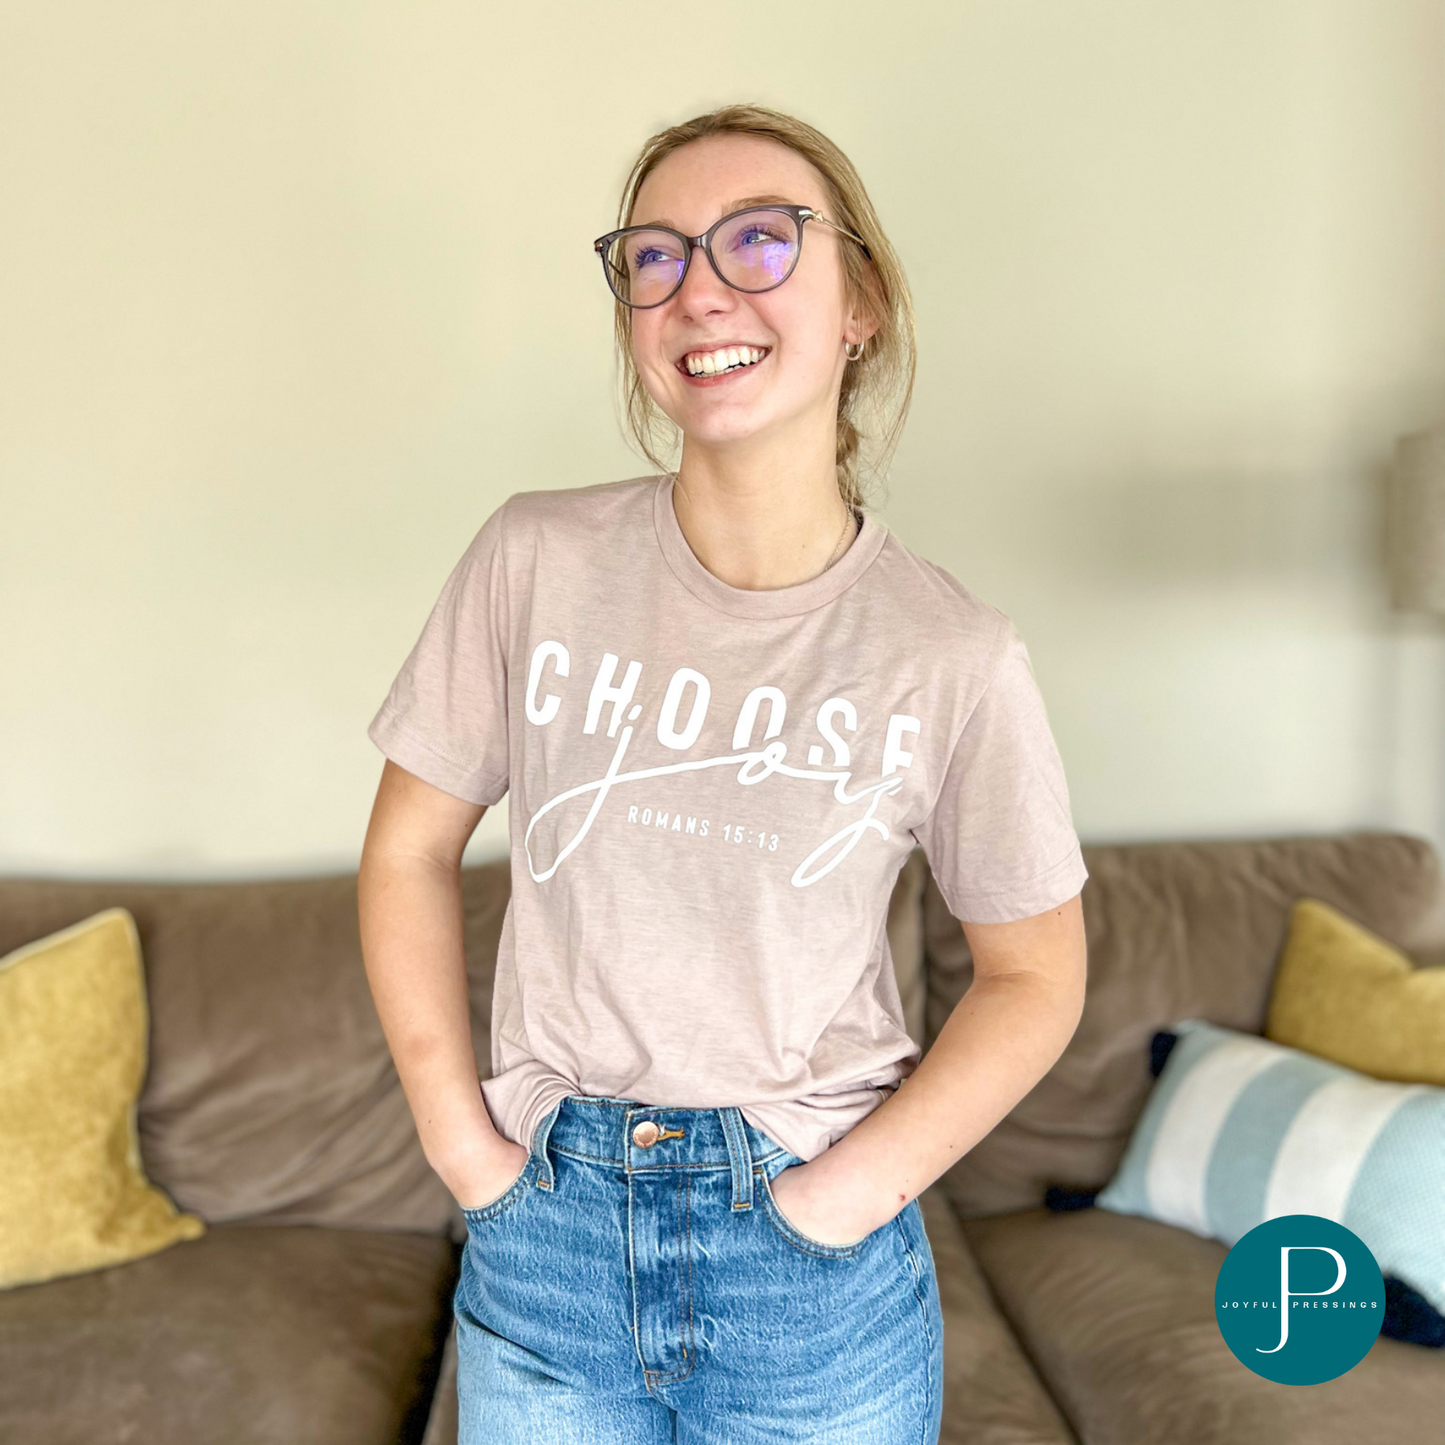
[593,204,874,310]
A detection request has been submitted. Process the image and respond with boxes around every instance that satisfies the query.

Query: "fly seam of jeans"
[626,1160,651,1389]
[649,1162,696,1386]
[682,1166,697,1377]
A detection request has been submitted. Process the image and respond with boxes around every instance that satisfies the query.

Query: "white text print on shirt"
[521,642,921,889]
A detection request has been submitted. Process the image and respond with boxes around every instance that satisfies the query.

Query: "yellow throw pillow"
[1266,897,1445,1086]
[0,908,205,1290]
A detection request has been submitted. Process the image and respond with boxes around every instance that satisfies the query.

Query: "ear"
[843,264,884,346]
[843,315,879,348]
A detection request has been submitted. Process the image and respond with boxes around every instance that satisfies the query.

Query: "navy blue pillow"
[1040,1027,1443,1347]
[1149,1028,1177,1077]
[1042,1184,1097,1211]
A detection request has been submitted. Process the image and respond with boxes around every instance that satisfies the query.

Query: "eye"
[735,224,790,247]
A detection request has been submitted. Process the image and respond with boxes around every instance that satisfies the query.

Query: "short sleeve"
[911,626,1087,923]
[366,501,512,806]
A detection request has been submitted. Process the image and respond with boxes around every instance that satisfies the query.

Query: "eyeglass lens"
[603,208,801,307]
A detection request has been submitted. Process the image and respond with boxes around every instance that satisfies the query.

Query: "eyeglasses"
[593,204,873,310]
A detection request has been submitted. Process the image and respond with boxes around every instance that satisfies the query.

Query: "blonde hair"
[610,103,916,511]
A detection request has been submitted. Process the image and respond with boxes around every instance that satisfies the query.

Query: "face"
[625,133,872,464]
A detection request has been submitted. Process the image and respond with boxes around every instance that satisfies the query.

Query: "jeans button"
[632,1120,660,1148]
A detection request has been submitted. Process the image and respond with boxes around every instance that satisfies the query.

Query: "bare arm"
[770,889,1088,1244]
[357,758,528,1210]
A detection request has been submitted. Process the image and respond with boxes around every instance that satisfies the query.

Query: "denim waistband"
[529,1093,793,1210]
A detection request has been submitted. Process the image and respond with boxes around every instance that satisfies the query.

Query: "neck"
[672,424,856,593]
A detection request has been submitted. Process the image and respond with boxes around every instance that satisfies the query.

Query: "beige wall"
[3,0,1443,879]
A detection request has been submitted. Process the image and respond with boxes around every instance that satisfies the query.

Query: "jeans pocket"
[754,1153,871,1260]
[461,1149,537,1227]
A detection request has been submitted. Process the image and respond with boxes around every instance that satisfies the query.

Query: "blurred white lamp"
[1387,427,1445,615]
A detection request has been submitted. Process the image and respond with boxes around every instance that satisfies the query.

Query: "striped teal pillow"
[1095,1018,1445,1317]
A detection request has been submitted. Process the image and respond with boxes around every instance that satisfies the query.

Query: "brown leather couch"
[2,830,1442,1444]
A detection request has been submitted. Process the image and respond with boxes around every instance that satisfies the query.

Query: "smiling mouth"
[677,345,771,379]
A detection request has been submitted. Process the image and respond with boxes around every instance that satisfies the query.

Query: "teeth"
[684,345,767,376]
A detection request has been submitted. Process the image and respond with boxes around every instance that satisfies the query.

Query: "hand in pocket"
[448,1136,530,1213]
[768,1160,881,1249]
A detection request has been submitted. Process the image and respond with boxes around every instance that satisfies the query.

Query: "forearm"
[356,851,499,1168]
[815,968,1085,1220]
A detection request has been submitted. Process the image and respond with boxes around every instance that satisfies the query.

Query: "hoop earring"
[844,339,866,361]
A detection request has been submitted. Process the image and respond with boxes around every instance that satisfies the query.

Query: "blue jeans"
[454,1093,943,1444]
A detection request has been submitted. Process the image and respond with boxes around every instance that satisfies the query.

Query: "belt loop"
[719,1106,754,1211]
[530,1098,564,1191]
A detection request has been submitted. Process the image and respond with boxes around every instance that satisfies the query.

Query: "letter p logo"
[1257,1245,1347,1354]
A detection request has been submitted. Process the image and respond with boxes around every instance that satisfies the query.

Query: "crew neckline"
[652,473,888,619]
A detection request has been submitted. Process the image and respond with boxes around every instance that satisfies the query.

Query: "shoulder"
[870,528,1017,681]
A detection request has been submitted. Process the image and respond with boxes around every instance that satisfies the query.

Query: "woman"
[358,103,1089,1445]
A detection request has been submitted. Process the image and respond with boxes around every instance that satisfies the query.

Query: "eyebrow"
[634,195,798,230]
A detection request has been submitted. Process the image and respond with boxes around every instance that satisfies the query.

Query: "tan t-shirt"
[368,474,1088,1161]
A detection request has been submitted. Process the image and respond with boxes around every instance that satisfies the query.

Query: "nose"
[674,238,735,321]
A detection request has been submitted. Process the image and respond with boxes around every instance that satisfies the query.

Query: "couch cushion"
[0,864,509,1234]
[0,1222,457,1445]
[1266,897,1445,1085]
[924,832,1443,1216]
[960,1206,1445,1444]
[0,908,205,1290]
[1095,1018,1445,1316]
